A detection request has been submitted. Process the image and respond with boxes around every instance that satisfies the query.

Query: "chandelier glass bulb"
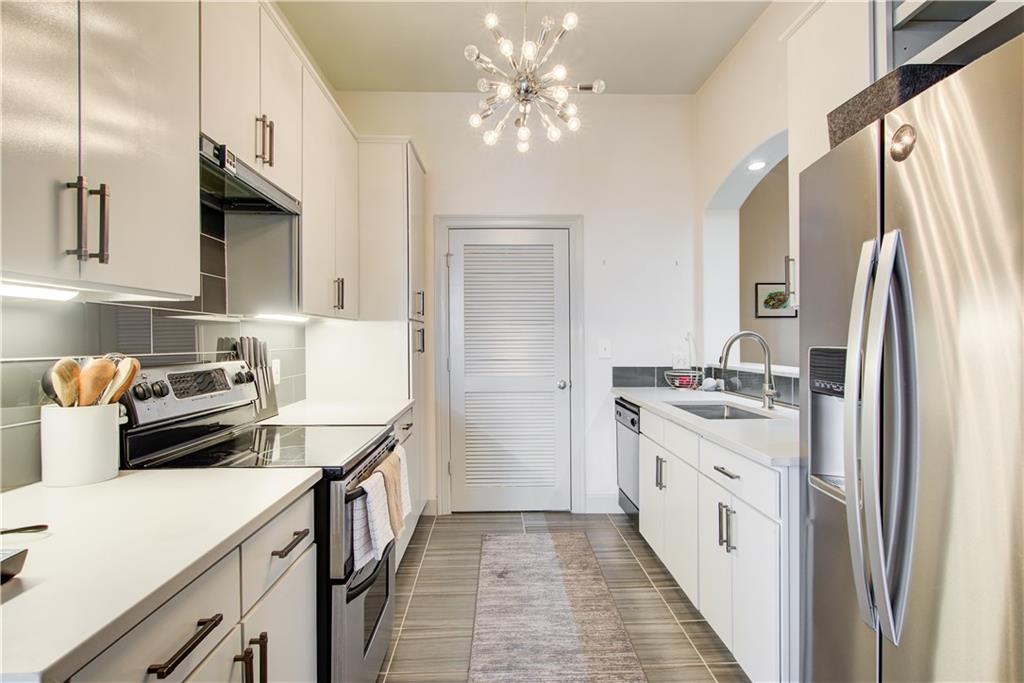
[462,11,603,152]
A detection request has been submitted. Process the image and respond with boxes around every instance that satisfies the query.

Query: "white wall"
[333,92,698,510]
[701,209,740,364]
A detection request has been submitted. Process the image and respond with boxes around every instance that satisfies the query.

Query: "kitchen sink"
[669,403,771,420]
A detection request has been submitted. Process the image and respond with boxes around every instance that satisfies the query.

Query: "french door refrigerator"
[800,35,1023,682]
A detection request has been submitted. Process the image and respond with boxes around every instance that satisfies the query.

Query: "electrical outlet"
[598,339,612,359]
[271,358,281,385]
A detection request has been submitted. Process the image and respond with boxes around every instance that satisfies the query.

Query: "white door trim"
[433,215,585,514]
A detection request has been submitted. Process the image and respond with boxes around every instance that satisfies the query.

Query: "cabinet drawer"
[639,408,665,446]
[664,422,699,469]
[700,440,779,518]
[241,490,315,614]
[73,551,241,682]
[395,406,415,444]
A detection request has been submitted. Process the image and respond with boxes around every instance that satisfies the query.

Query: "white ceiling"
[278,2,769,95]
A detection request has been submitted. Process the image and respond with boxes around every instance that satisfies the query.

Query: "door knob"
[557,380,568,390]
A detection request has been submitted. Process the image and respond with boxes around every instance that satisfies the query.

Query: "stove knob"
[234,371,248,385]
[246,371,256,383]
[151,381,169,398]
[132,383,152,401]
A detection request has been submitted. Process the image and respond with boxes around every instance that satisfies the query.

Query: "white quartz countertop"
[260,398,414,426]
[615,388,801,467]
[0,468,321,682]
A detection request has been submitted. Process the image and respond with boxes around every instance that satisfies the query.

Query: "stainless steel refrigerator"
[800,35,1023,682]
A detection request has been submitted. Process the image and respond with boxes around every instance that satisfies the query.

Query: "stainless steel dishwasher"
[615,398,640,515]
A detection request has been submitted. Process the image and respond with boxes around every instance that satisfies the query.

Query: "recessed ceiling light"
[747,160,767,171]
[254,313,308,323]
[0,283,79,301]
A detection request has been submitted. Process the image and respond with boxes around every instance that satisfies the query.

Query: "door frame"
[433,215,585,514]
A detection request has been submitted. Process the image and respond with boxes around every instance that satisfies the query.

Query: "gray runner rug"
[469,532,647,683]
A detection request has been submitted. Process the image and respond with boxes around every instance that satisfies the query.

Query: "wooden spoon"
[98,357,140,405]
[41,358,80,407]
[78,357,117,407]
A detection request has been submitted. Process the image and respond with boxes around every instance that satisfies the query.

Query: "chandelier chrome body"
[464,12,605,152]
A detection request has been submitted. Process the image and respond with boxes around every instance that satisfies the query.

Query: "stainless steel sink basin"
[669,403,771,420]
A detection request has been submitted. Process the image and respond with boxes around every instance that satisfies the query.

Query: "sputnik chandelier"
[463,10,605,152]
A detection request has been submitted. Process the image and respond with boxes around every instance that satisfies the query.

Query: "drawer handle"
[234,647,255,683]
[271,528,310,559]
[713,465,740,480]
[146,613,223,678]
[401,422,414,430]
[249,632,268,683]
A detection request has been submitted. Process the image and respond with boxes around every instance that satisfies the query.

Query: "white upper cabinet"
[200,2,260,168]
[407,152,426,321]
[334,118,360,319]
[300,70,338,318]
[1,2,81,286]
[78,1,199,297]
[200,4,302,199]
[1,1,199,299]
[257,9,302,198]
[300,70,359,319]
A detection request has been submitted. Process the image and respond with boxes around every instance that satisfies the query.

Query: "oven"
[321,434,399,683]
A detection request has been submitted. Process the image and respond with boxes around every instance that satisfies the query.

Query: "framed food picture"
[755,283,797,318]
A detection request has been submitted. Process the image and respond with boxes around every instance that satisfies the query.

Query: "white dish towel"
[395,444,412,518]
[351,471,395,571]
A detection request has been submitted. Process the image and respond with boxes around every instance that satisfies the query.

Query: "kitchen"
[1,2,1021,682]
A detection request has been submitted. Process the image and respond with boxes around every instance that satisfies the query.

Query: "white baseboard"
[585,492,623,514]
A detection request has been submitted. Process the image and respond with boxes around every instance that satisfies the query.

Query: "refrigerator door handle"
[861,229,919,646]
[843,238,878,628]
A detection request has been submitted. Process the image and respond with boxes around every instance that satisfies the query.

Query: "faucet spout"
[719,331,776,409]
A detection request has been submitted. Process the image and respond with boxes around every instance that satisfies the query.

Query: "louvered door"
[449,229,571,511]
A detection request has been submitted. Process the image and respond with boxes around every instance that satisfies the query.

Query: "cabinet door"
[200,1,260,167]
[334,117,360,319]
[407,149,426,321]
[638,435,664,553]
[1,1,82,285]
[79,1,200,297]
[698,476,733,648]
[661,454,700,607]
[299,69,338,317]
[731,497,781,683]
[358,142,408,320]
[243,545,317,683]
[258,9,302,198]
[185,626,247,683]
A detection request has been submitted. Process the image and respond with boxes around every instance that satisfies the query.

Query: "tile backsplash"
[0,298,306,490]
[611,364,800,408]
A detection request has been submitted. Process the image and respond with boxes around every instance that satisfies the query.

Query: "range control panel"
[122,360,258,428]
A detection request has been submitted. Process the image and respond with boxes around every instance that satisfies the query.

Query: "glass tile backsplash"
[611,365,799,408]
[0,298,306,491]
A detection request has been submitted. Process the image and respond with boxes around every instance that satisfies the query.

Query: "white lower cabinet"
[242,545,318,683]
[638,435,664,549]
[698,475,734,643]
[731,497,781,683]
[660,453,700,604]
[185,626,247,683]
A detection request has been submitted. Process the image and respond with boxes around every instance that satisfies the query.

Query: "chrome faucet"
[719,331,776,409]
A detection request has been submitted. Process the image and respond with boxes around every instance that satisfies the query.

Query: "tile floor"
[379,512,751,683]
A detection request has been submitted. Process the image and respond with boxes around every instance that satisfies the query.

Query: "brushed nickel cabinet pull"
[713,465,740,480]
[267,120,275,167]
[234,647,255,683]
[725,506,737,553]
[146,613,223,678]
[717,502,726,547]
[256,115,269,163]
[270,528,310,558]
[65,176,89,260]
[248,632,268,683]
[88,183,110,263]
[415,290,426,317]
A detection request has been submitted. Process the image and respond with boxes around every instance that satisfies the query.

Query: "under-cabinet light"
[0,283,79,301]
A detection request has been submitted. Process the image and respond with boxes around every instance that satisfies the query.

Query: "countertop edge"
[36,469,322,683]
[615,389,801,468]
[262,398,415,427]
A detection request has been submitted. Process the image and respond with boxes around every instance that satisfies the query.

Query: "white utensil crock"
[40,403,119,487]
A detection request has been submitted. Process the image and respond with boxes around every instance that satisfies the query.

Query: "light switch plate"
[271,359,281,385]
[598,339,612,359]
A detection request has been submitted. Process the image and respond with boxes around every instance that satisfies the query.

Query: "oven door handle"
[346,541,393,604]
